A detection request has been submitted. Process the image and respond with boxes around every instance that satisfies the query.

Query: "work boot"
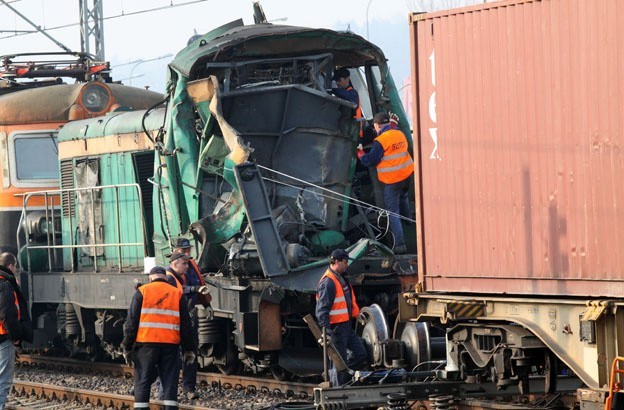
[185,389,199,400]
[393,244,407,254]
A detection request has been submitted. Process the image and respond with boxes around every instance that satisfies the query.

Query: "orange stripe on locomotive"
[0,81,164,251]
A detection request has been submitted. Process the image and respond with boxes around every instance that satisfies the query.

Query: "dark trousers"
[181,307,198,392]
[383,177,412,247]
[134,344,180,409]
[330,321,368,386]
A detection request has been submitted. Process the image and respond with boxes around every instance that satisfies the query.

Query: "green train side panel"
[60,152,147,273]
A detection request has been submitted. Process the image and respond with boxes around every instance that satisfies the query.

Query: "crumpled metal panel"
[221,84,354,229]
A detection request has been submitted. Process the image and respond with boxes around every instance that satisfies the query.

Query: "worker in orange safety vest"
[315,249,368,386]
[357,112,414,254]
[122,266,195,410]
[167,239,211,400]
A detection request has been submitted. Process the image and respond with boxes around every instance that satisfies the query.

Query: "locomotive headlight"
[23,211,61,241]
[80,83,111,113]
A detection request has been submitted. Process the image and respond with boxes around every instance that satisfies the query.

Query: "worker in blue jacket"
[332,67,364,138]
[357,112,414,254]
[316,249,367,386]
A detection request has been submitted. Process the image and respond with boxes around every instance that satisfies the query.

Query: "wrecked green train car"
[19,19,417,378]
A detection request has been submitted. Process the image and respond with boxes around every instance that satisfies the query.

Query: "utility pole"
[79,0,105,61]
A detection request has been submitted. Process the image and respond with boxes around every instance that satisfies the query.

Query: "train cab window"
[8,131,59,188]
[369,66,384,97]
[348,67,373,120]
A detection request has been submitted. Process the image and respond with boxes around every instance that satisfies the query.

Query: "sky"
[0,0,485,96]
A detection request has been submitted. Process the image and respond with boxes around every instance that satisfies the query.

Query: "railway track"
[8,379,223,410]
[11,354,315,407]
[16,354,314,397]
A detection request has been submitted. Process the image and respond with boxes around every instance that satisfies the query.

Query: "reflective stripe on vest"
[375,129,414,184]
[136,281,182,344]
[0,290,19,336]
[316,269,360,324]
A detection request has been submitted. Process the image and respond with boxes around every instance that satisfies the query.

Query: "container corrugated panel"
[411,0,624,296]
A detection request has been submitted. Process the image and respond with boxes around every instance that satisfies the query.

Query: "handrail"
[605,356,624,410]
[17,183,147,273]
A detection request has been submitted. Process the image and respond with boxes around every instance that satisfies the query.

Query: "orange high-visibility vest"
[136,281,182,344]
[0,290,19,335]
[374,129,414,184]
[347,86,364,138]
[317,269,360,324]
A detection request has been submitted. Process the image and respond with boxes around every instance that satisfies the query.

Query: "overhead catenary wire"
[0,0,211,41]
[227,164,416,224]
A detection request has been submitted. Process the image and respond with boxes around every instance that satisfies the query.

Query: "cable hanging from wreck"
[225,164,417,224]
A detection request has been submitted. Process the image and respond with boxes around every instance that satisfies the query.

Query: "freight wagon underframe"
[314,294,617,410]
[399,293,621,407]
[314,376,585,410]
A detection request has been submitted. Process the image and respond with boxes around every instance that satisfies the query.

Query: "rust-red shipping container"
[411,0,624,297]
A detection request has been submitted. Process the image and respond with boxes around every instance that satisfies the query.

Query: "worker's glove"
[183,351,196,365]
[389,111,399,127]
[317,329,332,346]
[357,147,365,160]
[197,285,210,295]
[123,350,135,367]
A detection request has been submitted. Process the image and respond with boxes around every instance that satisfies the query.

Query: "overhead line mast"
[79,0,105,61]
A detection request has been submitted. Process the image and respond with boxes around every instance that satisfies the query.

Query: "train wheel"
[400,322,430,370]
[270,365,293,381]
[217,342,241,375]
[215,320,242,375]
[544,351,557,393]
[217,360,242,375]
[217,361,241,375]
[359,304,389,367]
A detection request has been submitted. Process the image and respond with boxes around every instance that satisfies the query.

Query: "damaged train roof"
[171,19,388,79]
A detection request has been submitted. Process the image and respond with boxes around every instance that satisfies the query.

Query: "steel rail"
[17,354,315,398]
[8,380,221,410]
